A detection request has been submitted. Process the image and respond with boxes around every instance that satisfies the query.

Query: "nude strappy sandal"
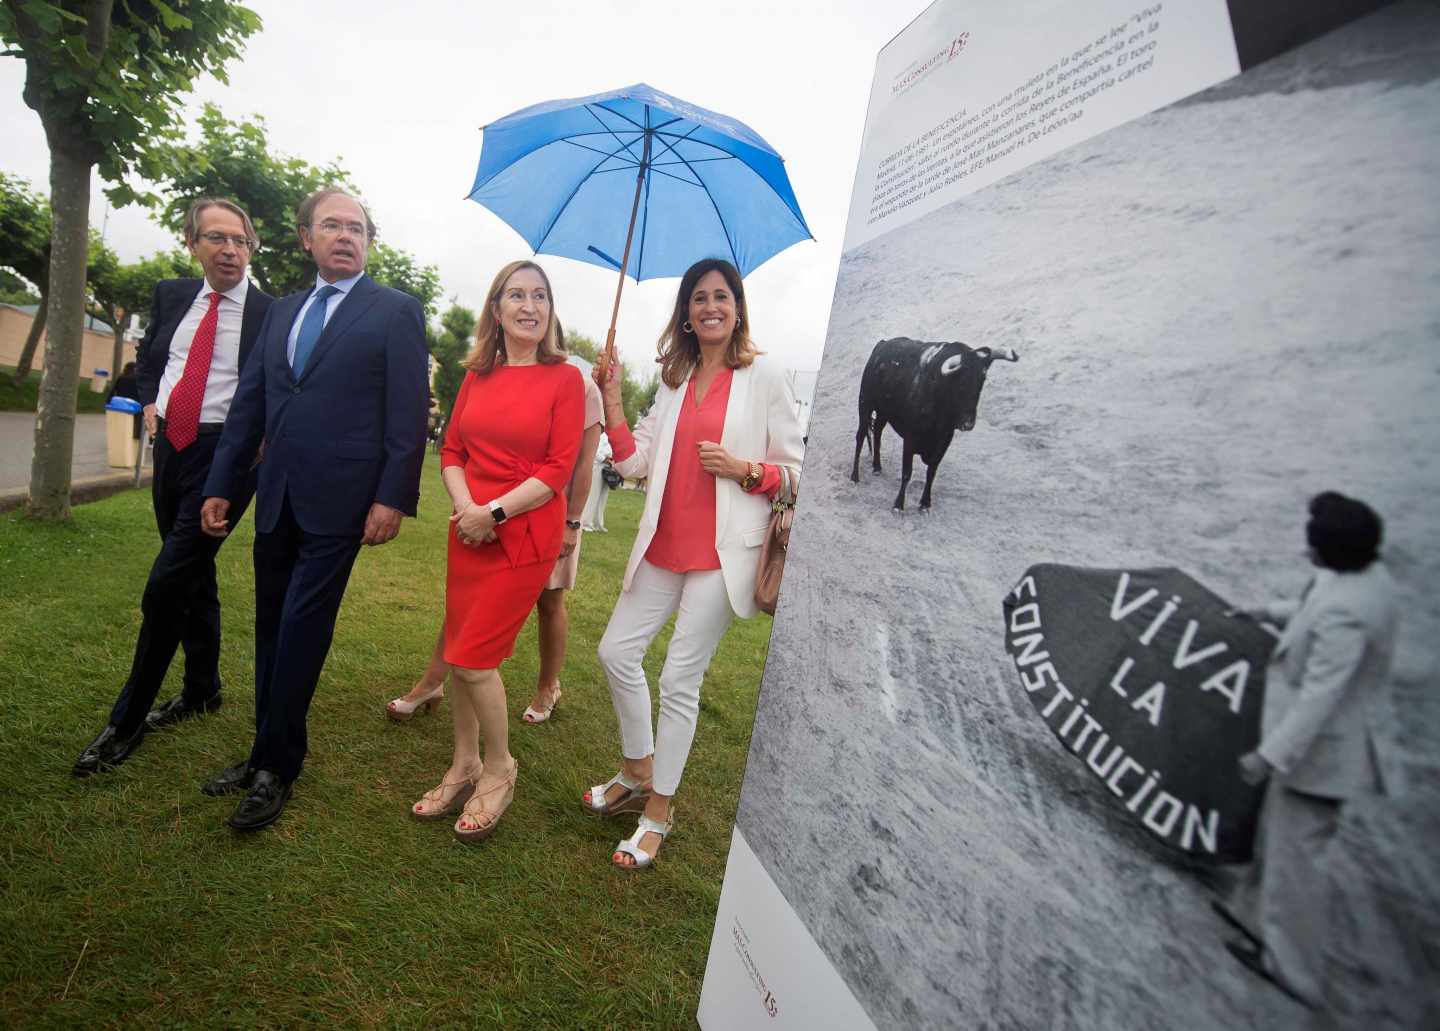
[410,772,476,821]
[453,760,517,843]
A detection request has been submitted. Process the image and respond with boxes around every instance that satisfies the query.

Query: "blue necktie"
[292,285,339,376]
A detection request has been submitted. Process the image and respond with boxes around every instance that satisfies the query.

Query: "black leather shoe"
[146,690,223,729]
[201,760,254,797]
[72,724,145,776]
[227,770,292,831]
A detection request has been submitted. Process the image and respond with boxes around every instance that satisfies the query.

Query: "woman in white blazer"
[584,258,804,869]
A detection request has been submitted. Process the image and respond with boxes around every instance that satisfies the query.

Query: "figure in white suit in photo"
[581,258,804,870]
[1218,491,1400,1009]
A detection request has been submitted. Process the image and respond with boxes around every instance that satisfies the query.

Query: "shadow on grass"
[0,461,773,1027]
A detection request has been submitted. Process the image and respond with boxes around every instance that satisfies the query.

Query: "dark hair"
[1306,491,1382,572]
[295,188,378,239]
[655,258,757,389]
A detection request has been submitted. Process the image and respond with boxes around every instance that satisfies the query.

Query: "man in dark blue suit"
[199,188,428,830]
[74,198,273,775]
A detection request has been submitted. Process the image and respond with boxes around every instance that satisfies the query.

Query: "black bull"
[851,337,1020,510]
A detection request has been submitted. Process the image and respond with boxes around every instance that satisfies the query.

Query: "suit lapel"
[716,364,755,538]
[237,282,268,368]
[297,274,380,383]
[271,291,311,384]
[161,279,205,349]
[647,382,687,517]
[1274,571,1330,660]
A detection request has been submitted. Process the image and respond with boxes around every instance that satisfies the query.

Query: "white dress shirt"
[285,271,364,367]
[156,277,251,424]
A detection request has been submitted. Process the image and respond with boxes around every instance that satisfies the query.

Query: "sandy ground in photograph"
[737,7,1440,1030]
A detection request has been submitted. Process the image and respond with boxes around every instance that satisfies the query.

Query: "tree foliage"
[0,171,49,290]
[564,330,657,427]
[0,0,261,196]
[1,0,262,520]
[148,104,441,315]
[87,240,197,378]
[0,269,38,306]
[429,302,475,417]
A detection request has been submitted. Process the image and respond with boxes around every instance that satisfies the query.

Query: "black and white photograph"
[728,3,1440,1028]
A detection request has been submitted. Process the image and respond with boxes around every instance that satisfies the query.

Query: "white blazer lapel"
[716,364,754,541]
[645,383,687,523]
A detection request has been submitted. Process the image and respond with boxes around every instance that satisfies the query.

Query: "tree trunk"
[10,293,47,384]
[109,316,125,389]
[27,150,92,522]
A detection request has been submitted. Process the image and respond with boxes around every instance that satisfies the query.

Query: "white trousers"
[597,559,735,795]
[581,472,610,531]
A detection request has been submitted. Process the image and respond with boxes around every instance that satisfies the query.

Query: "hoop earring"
[682,320,694,334]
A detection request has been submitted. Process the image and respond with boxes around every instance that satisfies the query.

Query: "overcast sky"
[0,0,927,378]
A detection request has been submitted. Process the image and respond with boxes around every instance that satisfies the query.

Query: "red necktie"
[165,291,223,451]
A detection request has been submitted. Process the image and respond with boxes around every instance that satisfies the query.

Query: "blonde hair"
[656,258,757,389]
[462,261,567,374]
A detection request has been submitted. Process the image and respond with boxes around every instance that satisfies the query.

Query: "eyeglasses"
[199,232,254,250]
[311,219,368,238]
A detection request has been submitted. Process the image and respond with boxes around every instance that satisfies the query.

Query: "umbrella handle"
[597,128,651,390]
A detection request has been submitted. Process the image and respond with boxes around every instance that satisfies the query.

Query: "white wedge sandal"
[581,770,652,816]
[612,813,673,872]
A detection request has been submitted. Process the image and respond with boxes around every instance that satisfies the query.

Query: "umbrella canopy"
[1002,564,1278,863]
[467,83,813,282]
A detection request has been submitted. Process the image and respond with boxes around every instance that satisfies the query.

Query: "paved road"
[0,411,129,493]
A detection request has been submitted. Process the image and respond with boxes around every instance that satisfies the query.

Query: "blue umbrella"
[467,82,813,372]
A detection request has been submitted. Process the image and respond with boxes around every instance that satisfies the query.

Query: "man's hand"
[362,502,403,547]
[559,524,579,558]
[143,404,158,438]
[1238,751,1272,786]
[200,498,231,538]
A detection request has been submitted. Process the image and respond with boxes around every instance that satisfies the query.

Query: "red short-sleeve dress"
[440,361,585,668]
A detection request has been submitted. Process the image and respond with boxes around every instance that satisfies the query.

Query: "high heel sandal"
[581,769,652,816]
[386,681,444,722]
[410,772,476,821]
[612,811,674,871]
[453,759,518,843]
[521,682,562,724]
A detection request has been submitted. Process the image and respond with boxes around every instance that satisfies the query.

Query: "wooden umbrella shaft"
[600,130,651,386]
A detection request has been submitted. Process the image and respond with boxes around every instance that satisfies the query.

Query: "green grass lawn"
[0,365,111,413]
[0,460,772,1028]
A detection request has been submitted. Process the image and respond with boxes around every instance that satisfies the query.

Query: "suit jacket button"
[291,386,301,395]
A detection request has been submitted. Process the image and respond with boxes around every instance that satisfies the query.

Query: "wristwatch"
[565,519,582,530]
[739,462,761,491]
[488,500,508,524]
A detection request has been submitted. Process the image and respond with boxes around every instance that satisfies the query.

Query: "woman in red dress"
[411,260,584,841]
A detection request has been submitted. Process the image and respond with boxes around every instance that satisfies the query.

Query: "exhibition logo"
[891,31,969,95]
[730,918,780,1018]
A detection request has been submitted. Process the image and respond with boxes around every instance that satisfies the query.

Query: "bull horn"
[995,347,1019,362]
[940,354,964,376]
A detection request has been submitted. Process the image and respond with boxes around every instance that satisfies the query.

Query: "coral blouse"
[608,367,780,573]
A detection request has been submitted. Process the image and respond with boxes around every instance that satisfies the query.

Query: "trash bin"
[91,367,110,393]
[105,397,143,468]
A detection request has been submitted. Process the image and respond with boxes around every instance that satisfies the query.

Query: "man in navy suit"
[74,198,274,775]
[199,188,428,831]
